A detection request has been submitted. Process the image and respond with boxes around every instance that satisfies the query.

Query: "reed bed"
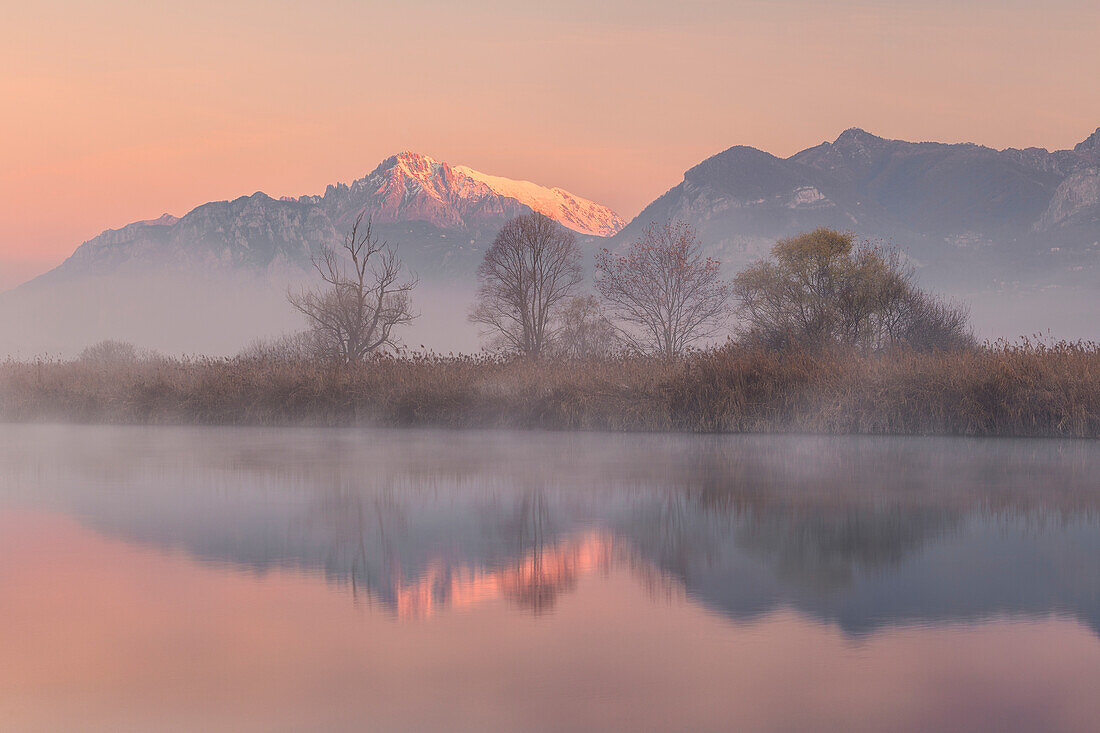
[2,341,1098,437]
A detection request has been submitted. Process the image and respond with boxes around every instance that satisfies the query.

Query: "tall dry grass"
[1,341,1098,437]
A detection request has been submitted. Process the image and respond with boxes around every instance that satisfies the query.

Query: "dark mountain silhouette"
[615,127,1100,289]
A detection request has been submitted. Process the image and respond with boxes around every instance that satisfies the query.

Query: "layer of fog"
[0,270,483,359]
[0,268,1098,359]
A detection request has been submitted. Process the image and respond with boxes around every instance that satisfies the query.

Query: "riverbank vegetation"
[2,339,1097,437]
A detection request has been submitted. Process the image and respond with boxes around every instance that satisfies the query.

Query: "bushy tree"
[77,339,140,363]
[550,295,618,359]
[595,220,731,357]
[236,331,322,362]
[733,228,972,351]
[469,213,584,357]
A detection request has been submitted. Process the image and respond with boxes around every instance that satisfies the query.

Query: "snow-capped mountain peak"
[351,152,624,237]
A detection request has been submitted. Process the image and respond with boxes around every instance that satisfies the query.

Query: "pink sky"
[2,0,1099,287]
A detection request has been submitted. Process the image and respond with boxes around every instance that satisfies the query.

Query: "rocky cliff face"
[1036,167,1100,225]
[1075,128,1100,155]
[316,153,532,232]
[451,163,625,237]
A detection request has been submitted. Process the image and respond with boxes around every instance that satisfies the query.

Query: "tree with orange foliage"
[595,220,731,357]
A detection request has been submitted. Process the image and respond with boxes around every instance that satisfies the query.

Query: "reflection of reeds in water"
[389,530,616,619]
[3,341,1099,436]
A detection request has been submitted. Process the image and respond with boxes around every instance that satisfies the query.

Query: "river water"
[1,425,1098,732]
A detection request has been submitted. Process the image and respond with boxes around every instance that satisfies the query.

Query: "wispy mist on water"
[3,427,1100,730]
[2,426,1099,629]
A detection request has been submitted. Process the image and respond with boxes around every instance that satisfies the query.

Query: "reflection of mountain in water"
[2,426,1099,635]
[388,531,614,619]
[621,497,1100,637]
[625,496,959,594]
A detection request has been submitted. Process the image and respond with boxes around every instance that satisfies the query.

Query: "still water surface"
[1,425,1099,732]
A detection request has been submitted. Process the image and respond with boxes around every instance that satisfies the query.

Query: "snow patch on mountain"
[453,165,625,237]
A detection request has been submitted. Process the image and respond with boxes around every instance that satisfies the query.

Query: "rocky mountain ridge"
[31,153,624,284]
[614,127,1100,288]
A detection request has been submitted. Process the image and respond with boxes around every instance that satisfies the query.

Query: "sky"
[2,0,1099,287]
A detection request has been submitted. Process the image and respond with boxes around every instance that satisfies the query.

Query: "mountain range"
[4,127,1100,353]
[616,126,1100,288]
[31,152,624,284]
[23,127,1100,290]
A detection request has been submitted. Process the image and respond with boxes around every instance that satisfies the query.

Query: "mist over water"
[2,425,1099,731]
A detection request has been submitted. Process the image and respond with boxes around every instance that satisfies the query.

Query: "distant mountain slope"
[26,152,624,286]
[53,194,336,277]
[615,127,1100,289]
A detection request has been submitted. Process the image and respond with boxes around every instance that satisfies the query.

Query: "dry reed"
[2,341,1098,437]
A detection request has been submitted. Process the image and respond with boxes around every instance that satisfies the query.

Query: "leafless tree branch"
[469,213,584,358]
[595,220,732,357]
[288,213,418,363]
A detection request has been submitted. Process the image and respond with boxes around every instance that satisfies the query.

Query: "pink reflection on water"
[391,530,616,619]
[2,510,1100,732]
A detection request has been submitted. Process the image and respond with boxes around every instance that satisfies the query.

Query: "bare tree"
[469,213,584,357]
[595,220,732,357]
[288,214,417,364]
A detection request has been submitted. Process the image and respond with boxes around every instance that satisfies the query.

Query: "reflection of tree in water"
[630,435,1100,522]
[619,493,698,604]
[259,441,1077,619]
[287,465,1100,634]
[309,479,408,609]
[623,460,963,598]
[631,494,709,579]
[685,457,961,591]
[506,490,563,613]
[487,489,618,616]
